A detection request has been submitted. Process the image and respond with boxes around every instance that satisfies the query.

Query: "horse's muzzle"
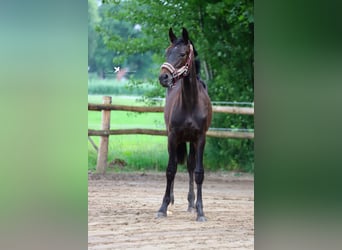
[159,72,173,88]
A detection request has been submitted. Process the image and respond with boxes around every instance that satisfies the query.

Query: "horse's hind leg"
[187,142,196,213]
[157,135,177,218]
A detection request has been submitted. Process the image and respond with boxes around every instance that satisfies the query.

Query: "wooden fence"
[88,96,254,173]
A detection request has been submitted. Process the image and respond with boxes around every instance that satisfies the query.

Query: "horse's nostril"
[159,73,171,86]
[159,74,169,82]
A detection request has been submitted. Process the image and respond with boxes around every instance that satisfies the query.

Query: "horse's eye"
[180,53,186,57]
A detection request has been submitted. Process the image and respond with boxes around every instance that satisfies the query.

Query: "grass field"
[88,95,172,172]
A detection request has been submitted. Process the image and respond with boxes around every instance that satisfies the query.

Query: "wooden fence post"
[96,96,112,174]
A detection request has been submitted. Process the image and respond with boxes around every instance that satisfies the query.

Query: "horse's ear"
[169,28,177,43]
[182,27,189,44]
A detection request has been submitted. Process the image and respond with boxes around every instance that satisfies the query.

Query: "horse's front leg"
[195,134,207,222]
[157,134,177,218]
[187,142,196,212]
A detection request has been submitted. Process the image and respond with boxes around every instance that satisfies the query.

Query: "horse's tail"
[177,142,187,165]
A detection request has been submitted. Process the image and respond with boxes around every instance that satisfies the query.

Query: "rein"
[160,44,194,88]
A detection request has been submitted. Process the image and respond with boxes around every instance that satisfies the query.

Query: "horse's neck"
[181,63,198,109]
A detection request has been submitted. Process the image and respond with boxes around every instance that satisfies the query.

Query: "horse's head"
[159,28,195,88]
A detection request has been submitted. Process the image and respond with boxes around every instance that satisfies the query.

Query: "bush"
[205,137,254,173]
[205,111,254,173]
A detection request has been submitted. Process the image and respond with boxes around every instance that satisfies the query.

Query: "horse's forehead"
[166,43,188,58]
[171,44,187,52]
[170,45,180,51]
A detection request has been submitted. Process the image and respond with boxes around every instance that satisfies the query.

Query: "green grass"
[88,135,169,172]
[88,78,154,96]
[88,95,165,130]
[88,94,170,172]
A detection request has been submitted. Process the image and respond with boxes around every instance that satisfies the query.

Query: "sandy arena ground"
[88,172,254,249]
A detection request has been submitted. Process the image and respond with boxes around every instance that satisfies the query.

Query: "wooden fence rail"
[88,129,254,139]
[88,103,254,115]
[88,96,254,173]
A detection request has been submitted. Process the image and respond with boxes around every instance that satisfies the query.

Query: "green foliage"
[204,0,254,172]
[96,0,254,172]
[88,0,155,79]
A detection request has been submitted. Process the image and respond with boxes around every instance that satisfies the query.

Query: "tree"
[88,0,100,71]
[89,1,154,79]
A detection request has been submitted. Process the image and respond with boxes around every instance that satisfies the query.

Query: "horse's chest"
[168,112,204,140]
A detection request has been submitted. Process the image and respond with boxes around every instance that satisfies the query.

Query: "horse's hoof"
[197,216,207,222]
[187,207,196,213]
[156,211,167,218]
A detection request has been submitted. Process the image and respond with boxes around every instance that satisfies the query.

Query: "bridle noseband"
[160,44,194,88]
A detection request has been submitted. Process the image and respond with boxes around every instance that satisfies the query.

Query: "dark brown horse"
[157,28,212,222]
